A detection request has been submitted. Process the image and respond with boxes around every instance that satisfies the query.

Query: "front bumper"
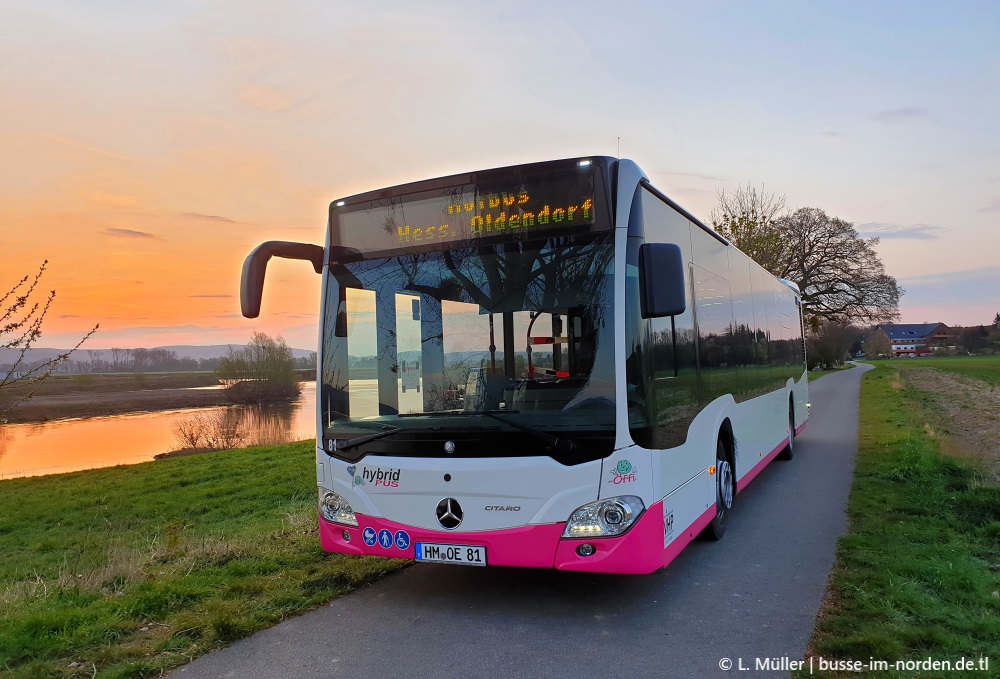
[319,499,715,575]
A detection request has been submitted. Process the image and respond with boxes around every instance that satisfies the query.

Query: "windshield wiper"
[332,426,402,452]
[398,410,512,417]
[481,412,576,454]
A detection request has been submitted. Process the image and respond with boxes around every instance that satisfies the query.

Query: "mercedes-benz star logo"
[436,498,463,529]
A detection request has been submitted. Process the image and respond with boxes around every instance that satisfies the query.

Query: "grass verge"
[801,364,1000,677]
[808,363,857,382]
[0,441,408,678]
[866,354,1000,387]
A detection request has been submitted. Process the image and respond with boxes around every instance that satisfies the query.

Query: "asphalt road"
[171,365,872,679]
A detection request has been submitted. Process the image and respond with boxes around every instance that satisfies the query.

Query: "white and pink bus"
[240,157,808,574]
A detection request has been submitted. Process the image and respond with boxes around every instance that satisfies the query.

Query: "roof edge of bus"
[639,177,728,247]
[327,156,619,209]
[779,278,801,294]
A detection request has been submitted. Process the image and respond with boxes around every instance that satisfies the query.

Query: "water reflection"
[170,402,302,451]
[0,383,316,480]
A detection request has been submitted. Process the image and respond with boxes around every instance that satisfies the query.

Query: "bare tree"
[775,208,903,328]
[806,322,860,367]
[710,183,787,273]
[710,183,904,328]
[218,331,300,403]
[1,261,97,421]
[862,328,891,359]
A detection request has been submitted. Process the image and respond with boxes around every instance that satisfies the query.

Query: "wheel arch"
[717,417,736,476]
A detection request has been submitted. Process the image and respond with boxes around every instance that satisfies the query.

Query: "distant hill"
[0,344,315,365]
[151,345,315,361]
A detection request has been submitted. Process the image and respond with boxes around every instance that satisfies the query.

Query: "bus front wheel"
[706,437,734,540]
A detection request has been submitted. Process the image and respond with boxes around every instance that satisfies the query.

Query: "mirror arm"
[241,241,324,318]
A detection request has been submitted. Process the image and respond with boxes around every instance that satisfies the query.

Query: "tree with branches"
[775,208,902,329]
[862,328,892,360]
[1,261,97,422]
[217,331,300,403]
[710,184,903,328]
[710,183,787,274]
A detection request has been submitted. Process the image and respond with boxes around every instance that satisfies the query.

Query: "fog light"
[342,530,351,542]
[577,543,596,557]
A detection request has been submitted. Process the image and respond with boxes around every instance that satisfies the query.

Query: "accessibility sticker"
[362,527,377,547]
[394,530,410,550]
[377,528,393,550]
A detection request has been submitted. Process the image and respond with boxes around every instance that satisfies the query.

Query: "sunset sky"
[2,1,998,351]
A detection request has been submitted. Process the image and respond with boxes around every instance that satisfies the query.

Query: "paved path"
[171,365,872,679]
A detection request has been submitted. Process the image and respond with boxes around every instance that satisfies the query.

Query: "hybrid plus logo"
[345,465,401,487]
[362,467,401,488]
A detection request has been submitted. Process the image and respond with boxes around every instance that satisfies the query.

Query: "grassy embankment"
[802,356,1000,677]
[0,442,406,679]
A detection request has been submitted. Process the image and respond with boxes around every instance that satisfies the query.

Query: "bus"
[240,157,809,574]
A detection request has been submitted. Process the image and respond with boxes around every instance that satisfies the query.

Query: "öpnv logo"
[610,458,637,484]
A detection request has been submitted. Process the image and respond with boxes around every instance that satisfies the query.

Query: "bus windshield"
[320,232,615,463]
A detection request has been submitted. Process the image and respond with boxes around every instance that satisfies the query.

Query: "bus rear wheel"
[705,438,734,540]
[779,399,795,460]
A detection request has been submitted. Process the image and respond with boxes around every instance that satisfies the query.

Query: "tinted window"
[728,250,758,402]
[690,225,735,404]
[625,188,699,449]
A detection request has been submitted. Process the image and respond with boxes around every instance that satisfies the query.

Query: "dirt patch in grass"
[902,368,1000,483]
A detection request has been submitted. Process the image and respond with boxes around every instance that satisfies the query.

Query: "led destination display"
[334,167,604,254]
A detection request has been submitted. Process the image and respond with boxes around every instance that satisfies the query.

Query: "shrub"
[217,332,300,403]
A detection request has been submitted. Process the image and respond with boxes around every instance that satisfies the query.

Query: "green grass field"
[0,442,406,679]
[866,354,1000,387]
[802,362,1000,677]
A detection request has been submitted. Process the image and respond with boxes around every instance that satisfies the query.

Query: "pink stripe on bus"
[320,500,720,574]
[736,437,788,493]
[319,515,564,569]
[554,502,716,574]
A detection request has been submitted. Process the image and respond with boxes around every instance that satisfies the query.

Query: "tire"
[705,437,734,540]
[779,399,795,460]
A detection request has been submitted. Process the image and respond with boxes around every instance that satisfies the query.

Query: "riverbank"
[2,372,315,424]
[0,440,407,678]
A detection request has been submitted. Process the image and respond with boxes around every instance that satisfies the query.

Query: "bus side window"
[625,187,700,450]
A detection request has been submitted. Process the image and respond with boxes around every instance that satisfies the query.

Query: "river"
[0,383,321,480]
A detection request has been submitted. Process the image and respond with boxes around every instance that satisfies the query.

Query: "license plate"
[414,542,487,566]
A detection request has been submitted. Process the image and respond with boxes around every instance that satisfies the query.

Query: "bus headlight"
[319,490,358,527]
[562,496,644,538]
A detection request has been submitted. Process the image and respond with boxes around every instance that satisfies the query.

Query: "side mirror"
[240,241,324,318]
[639,243,686,318]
